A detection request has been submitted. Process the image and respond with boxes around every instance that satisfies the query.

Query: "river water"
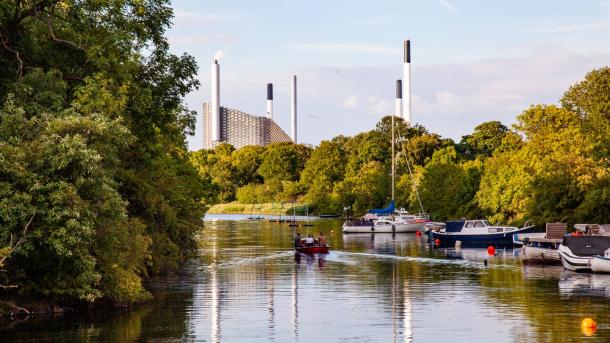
[2,217,610,342]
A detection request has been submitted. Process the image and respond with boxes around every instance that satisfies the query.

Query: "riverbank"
[206,202,310,215]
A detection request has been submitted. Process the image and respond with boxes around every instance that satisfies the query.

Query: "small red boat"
[295,245,329,254]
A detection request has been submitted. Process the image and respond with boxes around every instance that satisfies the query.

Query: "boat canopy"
[563,236,610,256]
[445,221,465,232]
[368,200,395,215]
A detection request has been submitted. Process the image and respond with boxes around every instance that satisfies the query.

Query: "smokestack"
[211,60,221,141]
[291,75,297,143]
[395,80,403,118]
[403,40,412,124]
[266,83,273,119]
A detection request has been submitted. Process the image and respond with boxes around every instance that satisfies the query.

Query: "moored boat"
[558,236,610,272]
[522,238,562,264]
[521,223,566,264]
[430,219,536,248]
[590,250,610,273]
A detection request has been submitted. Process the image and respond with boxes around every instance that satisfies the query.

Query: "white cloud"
[436,0,456,11]
[367,96,393,115]
[435,91,463,106]
[292,43,400,55]
[341,95,359,108]
[186,51,610,150]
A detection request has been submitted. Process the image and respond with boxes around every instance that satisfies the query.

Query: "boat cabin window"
[474,221,485,228]
[465,222,474,228]
[488,228,504,233]
[505,228,515,231]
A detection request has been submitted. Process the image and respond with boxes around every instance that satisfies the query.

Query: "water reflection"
[559,271,610,297]
[5,219,610,342]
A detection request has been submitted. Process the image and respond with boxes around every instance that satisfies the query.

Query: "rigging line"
[395,126,426,214]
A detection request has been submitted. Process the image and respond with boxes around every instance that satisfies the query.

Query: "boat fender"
[371,226,374,232]
[392,225,395,232]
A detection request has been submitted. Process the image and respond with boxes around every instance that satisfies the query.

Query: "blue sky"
[167,0,610,150]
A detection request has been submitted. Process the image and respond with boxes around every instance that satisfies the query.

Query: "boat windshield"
[474,221,486,228]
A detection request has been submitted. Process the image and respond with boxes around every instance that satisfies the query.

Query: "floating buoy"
[416,231,422,237]
[487,245,495,255]
[434,239,440,246]
[582,318,597,329]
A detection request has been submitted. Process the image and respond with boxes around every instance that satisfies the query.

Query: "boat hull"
[590,256,610,273]
[558,244,592,272]
[522,245,561,264]
[296,246,329,254]
[342,221,425,233]
[431,226,537,248]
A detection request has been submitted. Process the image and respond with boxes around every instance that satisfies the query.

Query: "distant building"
[202,103,292,150]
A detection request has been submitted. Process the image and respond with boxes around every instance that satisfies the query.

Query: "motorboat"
[558,236,610,272]
[429,219,536,248]
[521,223,567,264]
[522,237,562,264]
[296,245,329,254]
[393,210,431,232]
[342,218,400,233]
[590,249,610,273]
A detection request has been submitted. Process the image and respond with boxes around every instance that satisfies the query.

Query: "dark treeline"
[192,67,610,227]
[0,1,209,306]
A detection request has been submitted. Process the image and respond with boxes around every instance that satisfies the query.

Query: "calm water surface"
[2,218,610,342]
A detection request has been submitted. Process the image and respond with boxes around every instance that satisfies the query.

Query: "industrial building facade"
[202,103,293,150]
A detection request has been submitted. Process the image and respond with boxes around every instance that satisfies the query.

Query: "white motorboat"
[558,236,610,272]
[522,237,562,264]
[521,222,566,264]
[590,249,610,273]
[342,218,416,233]
[341,219,374,233]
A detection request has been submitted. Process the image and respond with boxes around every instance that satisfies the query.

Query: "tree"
[334,161,390,214]
[231,145,265,186]
[0,1,207,305]
[258,142,311,182]
[459,121,509,158]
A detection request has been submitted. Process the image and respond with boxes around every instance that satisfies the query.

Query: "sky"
[166,0,610,150]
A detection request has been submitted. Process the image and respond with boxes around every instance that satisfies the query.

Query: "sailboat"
[342,111,429,233]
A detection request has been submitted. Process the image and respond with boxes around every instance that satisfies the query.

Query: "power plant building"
[202,104,292,149]
[202,58,295,150]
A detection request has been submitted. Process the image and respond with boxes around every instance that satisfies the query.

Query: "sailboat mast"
[391,113,395,201]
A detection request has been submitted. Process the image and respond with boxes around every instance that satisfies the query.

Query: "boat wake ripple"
[206,251,294,271]
[333,251,513,270]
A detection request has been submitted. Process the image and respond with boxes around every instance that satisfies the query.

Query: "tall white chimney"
[266,83,273,119]
[395,79,403,118]
[211,60,221,141]
[291,75,297,143]
[402,40,412,125]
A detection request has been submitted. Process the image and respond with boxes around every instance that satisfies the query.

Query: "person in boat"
[318,232,327,246]
[294,233,302,248]
[305,234,315,247]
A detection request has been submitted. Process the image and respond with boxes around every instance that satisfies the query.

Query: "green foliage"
[459,121,509,158]
[0,0,207,306]
[258,142,311,182]
[417,147,482,220]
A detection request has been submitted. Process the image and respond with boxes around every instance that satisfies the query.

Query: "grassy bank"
[207,202,310,215]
